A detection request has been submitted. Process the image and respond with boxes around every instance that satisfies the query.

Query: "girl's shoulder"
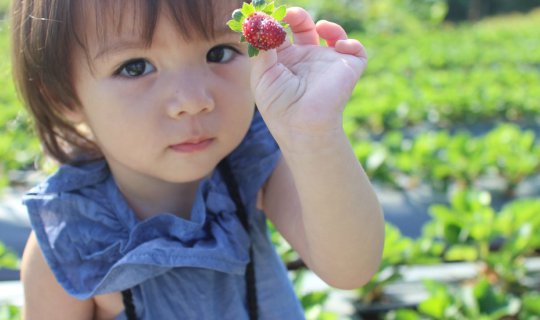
[21,232,95,318]
[21,160,135,299]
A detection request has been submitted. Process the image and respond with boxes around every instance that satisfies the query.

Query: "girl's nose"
[165,74,215,118]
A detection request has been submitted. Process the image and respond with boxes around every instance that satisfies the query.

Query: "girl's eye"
[207,46,239,63]
[116,59,155,77]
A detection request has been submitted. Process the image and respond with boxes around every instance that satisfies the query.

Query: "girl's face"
[71,2,253,190]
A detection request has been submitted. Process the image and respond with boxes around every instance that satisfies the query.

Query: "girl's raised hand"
[250,7,368,146]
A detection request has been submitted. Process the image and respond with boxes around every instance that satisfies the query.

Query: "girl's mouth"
[169,138,215,153]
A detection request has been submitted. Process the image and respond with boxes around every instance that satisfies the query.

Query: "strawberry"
[242,12,286,51]
[227,1,289,57]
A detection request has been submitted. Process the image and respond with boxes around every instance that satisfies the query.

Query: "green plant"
[0,304,21,320]
[344,10,540,134]
[483,125,540,197]
[424,190,540,271]
[0,17,42,192]
[521,293,540,318]
[353,182,540,318]
[415,278,521,319]
[0,242,17,269]
[0,242,20,320]
[0,0,10,18]
[355,124,540,194]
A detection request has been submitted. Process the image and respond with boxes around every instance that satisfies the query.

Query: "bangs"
[9,0,245,163]
[72,0,244,53]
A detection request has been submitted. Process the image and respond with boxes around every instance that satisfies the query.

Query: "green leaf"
[272,5,287,21]
[473,278,506,314]
[227,20,243,33]
[0,242,18,269]
[263,2,275,15]
[445,244,478,261]
[231,9,244,22]
[523,293,540,314]
[300,291,329,309]
[248,44,259,57]
[418,280,453,318]
[253,0,266,10]
[240,35,246,43]
[418,295,450,318]
[0,303,22,319]
[241,2,255,17]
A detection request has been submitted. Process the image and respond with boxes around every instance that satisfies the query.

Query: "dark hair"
[10,0,243,164]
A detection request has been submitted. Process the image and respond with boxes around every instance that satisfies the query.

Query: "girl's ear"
[63,107,86,125]
[63,106,94,141]
[39,84,87,124]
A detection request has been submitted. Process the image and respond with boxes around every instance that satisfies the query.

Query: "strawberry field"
[281,6,540,319]
[1,1,540,319]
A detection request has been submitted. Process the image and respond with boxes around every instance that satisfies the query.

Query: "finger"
[315,20,347,47]
[335,39,368,59]
[282,7,319,46]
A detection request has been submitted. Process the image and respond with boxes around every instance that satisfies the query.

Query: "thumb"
[249,49,278,92]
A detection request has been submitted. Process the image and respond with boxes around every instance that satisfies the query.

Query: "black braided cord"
[121,289,137,320]
[120,159,258,320]
[218,160,259,320]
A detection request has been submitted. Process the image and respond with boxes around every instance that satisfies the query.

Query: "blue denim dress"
[23,112,305,319]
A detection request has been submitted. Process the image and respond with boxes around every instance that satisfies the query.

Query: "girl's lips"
[169,138,214,153]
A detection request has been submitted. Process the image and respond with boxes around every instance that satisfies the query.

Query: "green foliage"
[347,11,540,132]
[522,293,540,317]
[358,192,540,318]
[354,124,540,195]
[0,0,9,18]
[415,278,521,319]
[282,0,448,33]
[425,190,496,261]
[424,191,540,290]
[346,10,540,193]
[0,243,20,320]
[0,304,21,320]
[0,242,17,270]
[0,17,41,191]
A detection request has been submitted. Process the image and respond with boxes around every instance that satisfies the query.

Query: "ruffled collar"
[24,160,251,299]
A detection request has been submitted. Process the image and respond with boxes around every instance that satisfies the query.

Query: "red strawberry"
[227,1,288,57]
[242,12,286,51]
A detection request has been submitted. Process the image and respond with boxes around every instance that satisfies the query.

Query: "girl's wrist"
[273,126,351,158]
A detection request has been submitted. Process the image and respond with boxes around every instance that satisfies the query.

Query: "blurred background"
[1,0,540,319]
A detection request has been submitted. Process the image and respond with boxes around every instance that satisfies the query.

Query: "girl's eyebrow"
[93,26,238,60]
[94,40,147,60]
[213,26,240,39]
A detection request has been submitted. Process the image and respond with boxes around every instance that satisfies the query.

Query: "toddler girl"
[10,0,385,319]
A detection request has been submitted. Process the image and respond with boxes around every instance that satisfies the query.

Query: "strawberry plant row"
[346,64,540,133]
[344,9,540,134]
[359,9,540,75]
[355,191,540,318]
[352,123,540,195]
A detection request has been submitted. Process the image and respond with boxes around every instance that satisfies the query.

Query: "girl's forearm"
[278,129,385,289]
